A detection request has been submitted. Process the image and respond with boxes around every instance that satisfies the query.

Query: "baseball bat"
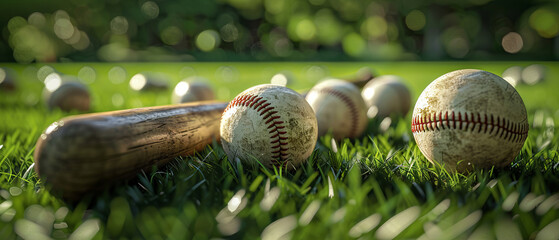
[34,101,227,201]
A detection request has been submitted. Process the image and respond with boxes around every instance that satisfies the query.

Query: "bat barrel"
[34,101,227,200]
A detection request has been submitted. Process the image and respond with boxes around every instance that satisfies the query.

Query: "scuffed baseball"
[129,72,169,91]
[361,75,411,119]
[43,73,90,112]
[412,69,529,172]
[305,79,368,140]
[172,77,215,104]
[220,84,318,169]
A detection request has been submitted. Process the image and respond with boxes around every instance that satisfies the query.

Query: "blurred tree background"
[1,0,558,62]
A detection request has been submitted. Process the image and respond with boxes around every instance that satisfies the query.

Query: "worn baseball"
[361,75,411,119]
[220,84,318,169]
[412,69,529,172]
[305,79,368,140]
[129,72,169,91]
[172,77,215,104]
[43,73,91,112]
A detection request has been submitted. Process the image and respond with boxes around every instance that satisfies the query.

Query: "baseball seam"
[316,88,360,137]
[223,94,289,166]
[411,111,529,143]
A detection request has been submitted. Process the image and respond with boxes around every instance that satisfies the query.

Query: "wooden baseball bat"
[34,101,227,201]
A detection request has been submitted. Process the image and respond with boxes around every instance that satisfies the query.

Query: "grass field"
[0,62,558,239]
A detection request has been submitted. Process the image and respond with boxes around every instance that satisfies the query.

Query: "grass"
[0,61,558,239]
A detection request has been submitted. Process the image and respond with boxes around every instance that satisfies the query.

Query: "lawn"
[0,61,558,239]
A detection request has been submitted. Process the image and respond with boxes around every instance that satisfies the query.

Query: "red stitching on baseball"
[315,88,360,137]
[411,111,529,143]
[223,94,289,167]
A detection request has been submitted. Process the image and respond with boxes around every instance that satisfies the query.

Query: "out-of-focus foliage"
[1,0,558,62]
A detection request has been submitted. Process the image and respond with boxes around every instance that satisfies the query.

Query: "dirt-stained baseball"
[305,79,368,140]
[361,75,411,119]
[412,69,529,172]
[172,77,215,104]
[220,84,318,169]
[43,73,91,112]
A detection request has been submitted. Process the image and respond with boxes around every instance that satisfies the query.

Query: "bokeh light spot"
[141,1,160,19]
[112,93,124,107]
[37,66,56,82]
[342,33,366,57]
[54,10,70,20]
[174,81,190,96]
[305,65,328,83]
[161,26,183,46]
[502,32,523,53]
[270,73,288,86]
[502,66,523,87]
[179,66,196,79]
[196,30,220,52]
[129,74,147,91]
[522,64,546,85]
[264,0,285,15]
[314,9,342,45]
[78,66,96,84]
[215,66,238,82]
[72,31,90,50]
[108,67,127,84]
[406,10,426,31]
[273,38,293,57]
[220,23,239,43]
[45,73,62,92]
[54,18,74,40]
[111,16,129,35]
[362,16,387,39]
[295,19,316,41]
[529,8,559,38]
[8,17,27,34]
[28,12,46,27]
[446,37,469,58]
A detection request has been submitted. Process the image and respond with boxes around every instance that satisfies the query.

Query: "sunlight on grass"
[375,206,421,239]
[0,62,558,239]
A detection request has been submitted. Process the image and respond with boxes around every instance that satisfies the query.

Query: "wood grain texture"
[34,101,227,200]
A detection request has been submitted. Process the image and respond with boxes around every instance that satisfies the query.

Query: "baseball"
[129,72,169,91]
[172,77,215,104]
[43,73,91,112]
[361,75,411,119]
[305,79,368,140]
[220,84,318,169]
[412,69,529,172]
